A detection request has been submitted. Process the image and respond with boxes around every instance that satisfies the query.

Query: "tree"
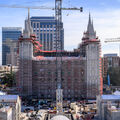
[107,67,120,86]
[1,72,15,87]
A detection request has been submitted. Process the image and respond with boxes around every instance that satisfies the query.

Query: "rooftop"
[108,106,120,112]
[0,106,11,112]
[31,16,55,20]
[2,27,22,31]
[0,91,6,95]
[104,54,118,57]
[101,95,120,100]
[0,95,19,102]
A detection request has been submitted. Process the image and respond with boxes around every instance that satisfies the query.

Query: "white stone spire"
[87,13,96,39]
[23,8,33,38]
[87,13,92,32]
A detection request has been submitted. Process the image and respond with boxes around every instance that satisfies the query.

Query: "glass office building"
[30,17,64,51]
[2,27,22,65]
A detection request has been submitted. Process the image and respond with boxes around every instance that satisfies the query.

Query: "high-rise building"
[102,54,120,82]
[30,17,64,51]
[0,95,21,120]
[2,27,22,65]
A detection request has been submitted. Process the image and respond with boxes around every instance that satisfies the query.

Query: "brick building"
[17,13,102,100]
[32,57,86,100]
[102,54,120,81]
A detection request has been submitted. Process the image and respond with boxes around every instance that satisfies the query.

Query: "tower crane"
[105,37,120,56]
[105,38,120,43]
[55,0,82,114]
[0,1,83,114]
[0,4,83,11]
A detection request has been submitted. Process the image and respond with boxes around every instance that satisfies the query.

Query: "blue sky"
[1,0,120,64]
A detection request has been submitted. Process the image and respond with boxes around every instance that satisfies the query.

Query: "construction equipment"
[0,1,83,114]
[55,0,63,114]
[55,0,83,114]
[105,37,120,56]
[105,38,120,43]
[0,4,83,11]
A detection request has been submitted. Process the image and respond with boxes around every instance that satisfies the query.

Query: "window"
[75,79,77,81]
[48,71,51,74]
[48,78,51,81]
[81,79,84,81]
[50,34,52,40]
[48,61,51,64]
[55,72,57,75]
[81,69,84,76]
[34,72,37,75]
[62,71,64,76]
[40,34,42,40]
[68,71,71,75]
[37,23,39,28]
[40,24,42,28]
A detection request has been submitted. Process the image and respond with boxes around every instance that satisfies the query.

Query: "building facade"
[0,107,12,120]
[77,14,102,98]
[0,95,21,120]
[97,95,120,120]
[32,57,86,100]
[17,14,102,100]
[30,17,64,51]
[102,54,120,82]
[106,107,120,120]
[2,27,22,65]
[0,65,18,79]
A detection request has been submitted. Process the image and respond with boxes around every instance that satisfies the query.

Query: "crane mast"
[55,0,63,114]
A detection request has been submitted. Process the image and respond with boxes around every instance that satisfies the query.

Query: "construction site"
[17,10,102,99]
[15,0,102,118]
[0,0,103,119]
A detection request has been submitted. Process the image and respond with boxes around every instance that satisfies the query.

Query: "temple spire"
[89,12,92,24]
[87,13,96,39]
[28,8,30,21]
[87,13,92,33]
[23,9,33,38]
[92,19,94,32]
